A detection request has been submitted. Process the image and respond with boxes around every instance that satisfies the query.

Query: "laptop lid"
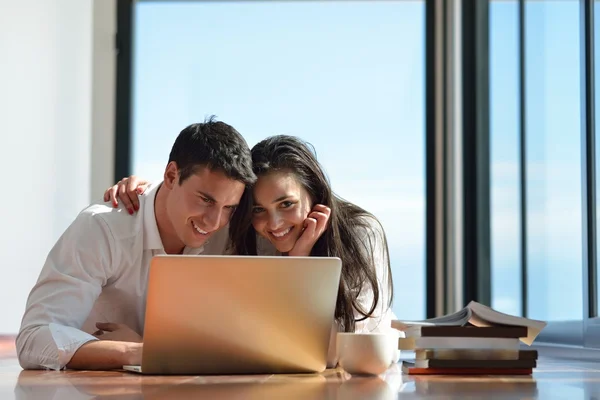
[139,255,342,375]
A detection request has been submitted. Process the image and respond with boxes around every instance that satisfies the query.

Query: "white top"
[16,183,230,370]
[256,217,400,366]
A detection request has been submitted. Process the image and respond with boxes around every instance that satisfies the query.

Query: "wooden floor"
[2,338,600,399]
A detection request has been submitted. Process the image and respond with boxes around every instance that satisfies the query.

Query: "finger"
[117,180,135,214]
[288,218,319,257]
[126,178,141,212]
[136,182,149,195]
[95,322,118,332]
[130,176,150,196]
[309,211,329,222]
[302,218,318,237]
[311,206,330,225]
[312,215,330,240]
[93,330,104,337]
[95,332,116,341]
[309,211,329,227]
[107,186,119,207]
[312,204,331,216]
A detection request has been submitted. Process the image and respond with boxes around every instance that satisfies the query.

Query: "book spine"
[418,359,537,369]
[403,367,533,375]
[407,326,528,338]
[399,337,520,350]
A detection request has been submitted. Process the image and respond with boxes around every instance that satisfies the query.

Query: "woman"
[105,135,399,364]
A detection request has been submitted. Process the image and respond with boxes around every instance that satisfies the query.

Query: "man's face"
[164,163,245,249]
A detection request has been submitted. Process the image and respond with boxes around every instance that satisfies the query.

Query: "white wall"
[0,0,115,334]
[91,0,117,201]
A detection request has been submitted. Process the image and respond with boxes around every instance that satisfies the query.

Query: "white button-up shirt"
[16,183,229,370]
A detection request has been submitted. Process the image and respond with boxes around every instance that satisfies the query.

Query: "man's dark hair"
[168,116,256,185]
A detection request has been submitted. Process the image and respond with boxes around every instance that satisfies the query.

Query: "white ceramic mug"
[336,332,396,375]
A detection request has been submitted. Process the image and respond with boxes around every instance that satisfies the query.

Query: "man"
[16,117,256,370]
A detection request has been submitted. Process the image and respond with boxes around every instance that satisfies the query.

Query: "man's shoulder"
[77,201,143,242]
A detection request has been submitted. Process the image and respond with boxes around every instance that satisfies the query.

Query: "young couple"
[17,117,398,371]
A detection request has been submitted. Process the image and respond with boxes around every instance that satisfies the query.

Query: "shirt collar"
[142,182,207,254]
[143,183,163,250]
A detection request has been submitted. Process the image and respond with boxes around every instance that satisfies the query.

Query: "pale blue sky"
[133,0,590,322]
[491,0,584,321]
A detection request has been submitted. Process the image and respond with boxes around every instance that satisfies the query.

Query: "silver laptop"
[123,255,342,375]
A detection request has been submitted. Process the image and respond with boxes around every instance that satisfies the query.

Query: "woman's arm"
[352,218,400,362]
[353,218,396,334]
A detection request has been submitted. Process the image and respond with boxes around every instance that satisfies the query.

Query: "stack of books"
[392,301,547,375]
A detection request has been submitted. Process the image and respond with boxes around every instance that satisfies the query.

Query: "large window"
[525,1,582,321]
[132,1,426,320]
[490,0,583,322]
[490,0,521,317]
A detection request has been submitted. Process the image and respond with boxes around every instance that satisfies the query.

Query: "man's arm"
[16,209,125,370]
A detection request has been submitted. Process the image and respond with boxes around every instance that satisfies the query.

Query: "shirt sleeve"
[16,210,117,370]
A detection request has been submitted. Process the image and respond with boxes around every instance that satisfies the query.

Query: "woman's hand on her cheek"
[288,204,331,257]
[103,176,150,215]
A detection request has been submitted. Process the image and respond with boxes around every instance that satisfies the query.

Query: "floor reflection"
[13,370,400,400]
[398,376,538,399]
[12,368,545,400]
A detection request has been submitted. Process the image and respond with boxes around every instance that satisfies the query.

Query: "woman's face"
[251,171,313,253]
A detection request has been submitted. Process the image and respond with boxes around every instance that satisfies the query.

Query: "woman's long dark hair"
[229,135,393,332]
